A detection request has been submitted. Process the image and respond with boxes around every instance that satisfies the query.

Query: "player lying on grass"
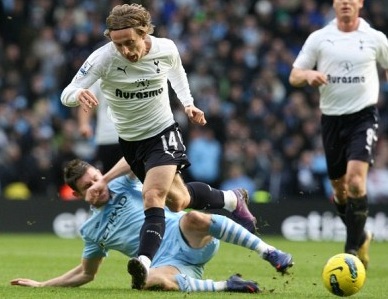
[11,159,293,293]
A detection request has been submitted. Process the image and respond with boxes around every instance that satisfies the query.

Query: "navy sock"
[138,207,165,260]
[186,182,224,210]
[333,200,346,225]
[345,196,368,252]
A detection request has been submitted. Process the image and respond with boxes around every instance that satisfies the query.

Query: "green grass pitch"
[0,234,386,298]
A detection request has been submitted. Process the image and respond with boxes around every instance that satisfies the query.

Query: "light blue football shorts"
[152,211,220,279]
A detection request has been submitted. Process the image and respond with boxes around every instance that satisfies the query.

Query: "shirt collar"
[330,17,370,33]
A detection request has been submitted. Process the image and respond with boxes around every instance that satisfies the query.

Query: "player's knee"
[346,175,366,197]
[331,179,346,199]
[166,198,188,212]
[143,188,167,208]
[166,186,191,211]
[183,211,210,230]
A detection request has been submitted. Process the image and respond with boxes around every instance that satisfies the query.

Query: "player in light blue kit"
[11,159,293,293]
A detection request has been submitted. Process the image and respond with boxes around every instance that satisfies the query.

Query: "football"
[322,253,366,297]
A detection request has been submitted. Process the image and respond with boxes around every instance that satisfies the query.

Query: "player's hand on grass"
[10,278,42,287]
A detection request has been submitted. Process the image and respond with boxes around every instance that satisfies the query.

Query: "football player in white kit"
[61,3,257,288]
[289,0,388,269]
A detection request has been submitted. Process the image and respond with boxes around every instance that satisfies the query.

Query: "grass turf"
[0,234,386,298]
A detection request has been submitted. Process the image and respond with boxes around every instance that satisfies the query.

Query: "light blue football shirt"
[79,175,219,278]
[80,175,147,259]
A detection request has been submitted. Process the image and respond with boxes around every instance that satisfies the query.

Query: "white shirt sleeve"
[61,51,104,107]
[293,33,320,70]
[167,44,194,107]
[376,31,388,69]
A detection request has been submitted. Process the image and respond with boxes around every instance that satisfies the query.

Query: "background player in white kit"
[78,80,122,173]
[289,0,388,269]
[61,3,257,289]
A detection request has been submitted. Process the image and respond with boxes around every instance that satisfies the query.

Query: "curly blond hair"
[104,3,155,37]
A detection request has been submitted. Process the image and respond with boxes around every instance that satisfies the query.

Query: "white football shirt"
[61,36,194,140]
[293,18,388,115]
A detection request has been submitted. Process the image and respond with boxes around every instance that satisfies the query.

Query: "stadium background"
[0,0,387,237]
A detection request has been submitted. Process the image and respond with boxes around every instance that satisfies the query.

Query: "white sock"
[257,242,276,258]
[214,281,228,291]
[138,255,151,274]
[222,190,237,212]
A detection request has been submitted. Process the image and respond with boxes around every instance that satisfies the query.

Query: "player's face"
[110,28,148,63]
[75,167,110,207]
[333,0,364,22]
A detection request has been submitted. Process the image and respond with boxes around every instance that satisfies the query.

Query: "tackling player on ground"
[11,159,293,292]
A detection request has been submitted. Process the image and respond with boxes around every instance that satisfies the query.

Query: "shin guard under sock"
[333,199,346,225]
[138,207,165,260]
[345,196,368,252]
[186,182,224,210]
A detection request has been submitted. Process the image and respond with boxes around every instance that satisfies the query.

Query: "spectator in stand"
[221,163,256,199]
[186,126,222,188]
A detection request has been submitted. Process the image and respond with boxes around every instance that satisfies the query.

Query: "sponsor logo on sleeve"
[75,61,92,79]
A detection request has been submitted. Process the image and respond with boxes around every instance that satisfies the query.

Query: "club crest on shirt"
[153,59,160,73]
[340,61,353,73]
[75,61,92,79]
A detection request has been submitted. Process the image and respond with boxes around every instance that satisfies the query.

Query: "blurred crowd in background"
[1,0,388,203]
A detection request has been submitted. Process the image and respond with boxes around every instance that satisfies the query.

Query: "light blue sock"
[209,214,273,255]
[175,274,226,292]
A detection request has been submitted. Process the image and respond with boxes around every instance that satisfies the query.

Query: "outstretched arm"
[84,157,135,206]
[10,258,102,287]
[101,157,132,182]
